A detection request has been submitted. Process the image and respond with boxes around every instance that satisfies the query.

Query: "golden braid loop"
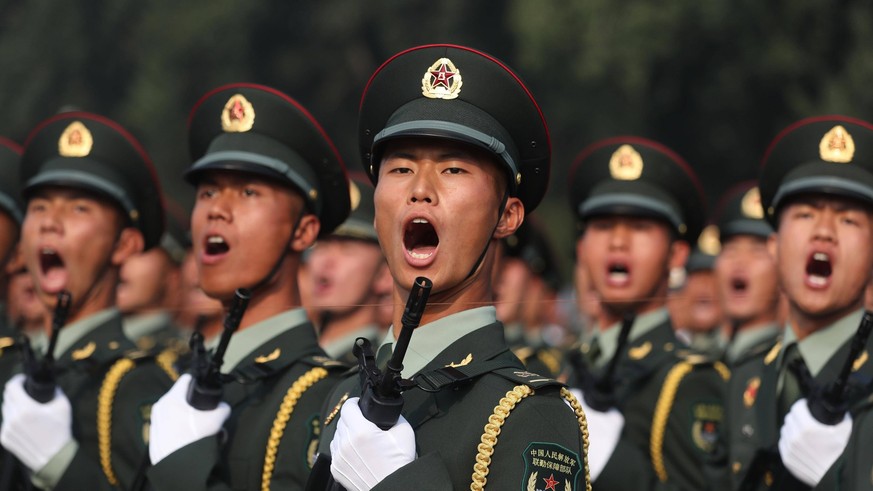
[470,384,533,491]
[261,367,329,491]
[651,361,694,482]
[560,387,593,491]
[98,358,136,486]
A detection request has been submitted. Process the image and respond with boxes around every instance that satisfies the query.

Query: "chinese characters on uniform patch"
[522,442,581,491]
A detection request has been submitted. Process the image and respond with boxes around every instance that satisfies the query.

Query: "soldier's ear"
[493,197,524,239]
[290,214,320,253]
[667,240,690,271]
[112,227,145,266]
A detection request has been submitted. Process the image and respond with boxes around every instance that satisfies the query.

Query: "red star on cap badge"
[429,63,455,89]
[543,473,560,491]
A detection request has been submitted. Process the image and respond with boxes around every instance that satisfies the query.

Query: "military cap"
[760,115,873,224]
[685,224,720,274]
[359,44,550,212]
[0,137,23,223]
[21,112,164,249]
[568,136,706,241]
[501,215,562,291]
[715,181,772,241]
[331,174,377,242]
[187,83,350,237]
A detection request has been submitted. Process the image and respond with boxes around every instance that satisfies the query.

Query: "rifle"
[357,276,432,429]
[305,277,432,491]
[186,288,251,410]
[23,291,72,402]
[569,311,635,411]
[739,311,873,490]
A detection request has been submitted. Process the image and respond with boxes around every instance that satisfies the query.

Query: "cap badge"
[819,125,855,163]
[698,225,721,255]
[349,181,361,212]
[58,121,93,157]
[740,187,764,219]
[609,144,644,180]
[221,94,255,133]
[421,58,462,100]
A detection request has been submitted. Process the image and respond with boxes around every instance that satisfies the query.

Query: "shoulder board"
[512,346,534,361]
[491,367,566,390]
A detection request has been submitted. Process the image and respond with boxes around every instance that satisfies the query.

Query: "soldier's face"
[769,196,873,330]
[21,187,134,311]
[308,237,387,316]
[715,235,780,326]
[191,171,315,301]
[116,247,176,315]
[374,138,521,297]
[577,216,687,316]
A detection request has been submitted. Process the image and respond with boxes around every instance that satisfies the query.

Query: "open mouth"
[404,218,439,260]
[39,247,64,275]
[204,235,230,256]
[607,262,629,283]
[806,252,832,287]
[730,277,748,293]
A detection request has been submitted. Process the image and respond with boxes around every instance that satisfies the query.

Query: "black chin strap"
[464,189,511,281]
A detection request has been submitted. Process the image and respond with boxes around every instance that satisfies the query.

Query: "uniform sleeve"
[146,436,229,491]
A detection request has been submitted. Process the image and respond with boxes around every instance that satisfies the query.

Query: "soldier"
[0,138,24,339]
[174,248,223,341]
[565,137,730,489]
[496,216,565,377]
[146,83,351,490]
[728,116,873,490]
[310,44,591,490]
[308,175,392,364]
[712,182,781,367]
[0,112,176,489]
[672,226,727,359]
[117,208,187,351]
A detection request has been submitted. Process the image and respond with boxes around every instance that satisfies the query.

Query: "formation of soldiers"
[0,43,870,491]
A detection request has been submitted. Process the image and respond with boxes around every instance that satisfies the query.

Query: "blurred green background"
[1,0,871,282]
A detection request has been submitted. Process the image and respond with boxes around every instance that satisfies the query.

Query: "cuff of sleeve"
[32,439,79,489]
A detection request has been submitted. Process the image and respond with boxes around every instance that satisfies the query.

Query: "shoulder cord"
[98,358,137,486]
[469,385,593,491]
[97,349,181,486]
[261,366,329,491]
[650,361,730,482]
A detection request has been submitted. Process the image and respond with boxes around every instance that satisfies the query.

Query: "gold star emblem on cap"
[58,121,93,157]
[819,125,854,163]
[741,187,764,219]
[698,224,721,255]
[422,58,463,100]
[609,144,643,180]
[221,94,255,133]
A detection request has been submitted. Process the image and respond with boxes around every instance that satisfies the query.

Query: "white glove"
[0,373,74,471]
[149,373,231,464]
[778,399,852,486]
[567,388,624,482]
[330,397,416,490]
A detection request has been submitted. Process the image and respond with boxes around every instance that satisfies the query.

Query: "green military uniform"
[309,44,590,490]
[728,116,873,490]
[0,137,24,384]
[146,83,351,490]
[566,137,730,490]
[316,307,588,490]
[148,310,348,490]
[1,112,178,490]
[322,323,380,366]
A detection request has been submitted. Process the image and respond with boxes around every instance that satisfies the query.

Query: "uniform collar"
[53,308,119,357]
[783,308,863,376]
[595,308,668,368]
[725,323,781,364]
[381,306,497,378]
[322,324,380,359]
[122,311,173,341]
[217,308,309,373]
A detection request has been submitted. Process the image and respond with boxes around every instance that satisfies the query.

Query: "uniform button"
[742,424,754,437]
